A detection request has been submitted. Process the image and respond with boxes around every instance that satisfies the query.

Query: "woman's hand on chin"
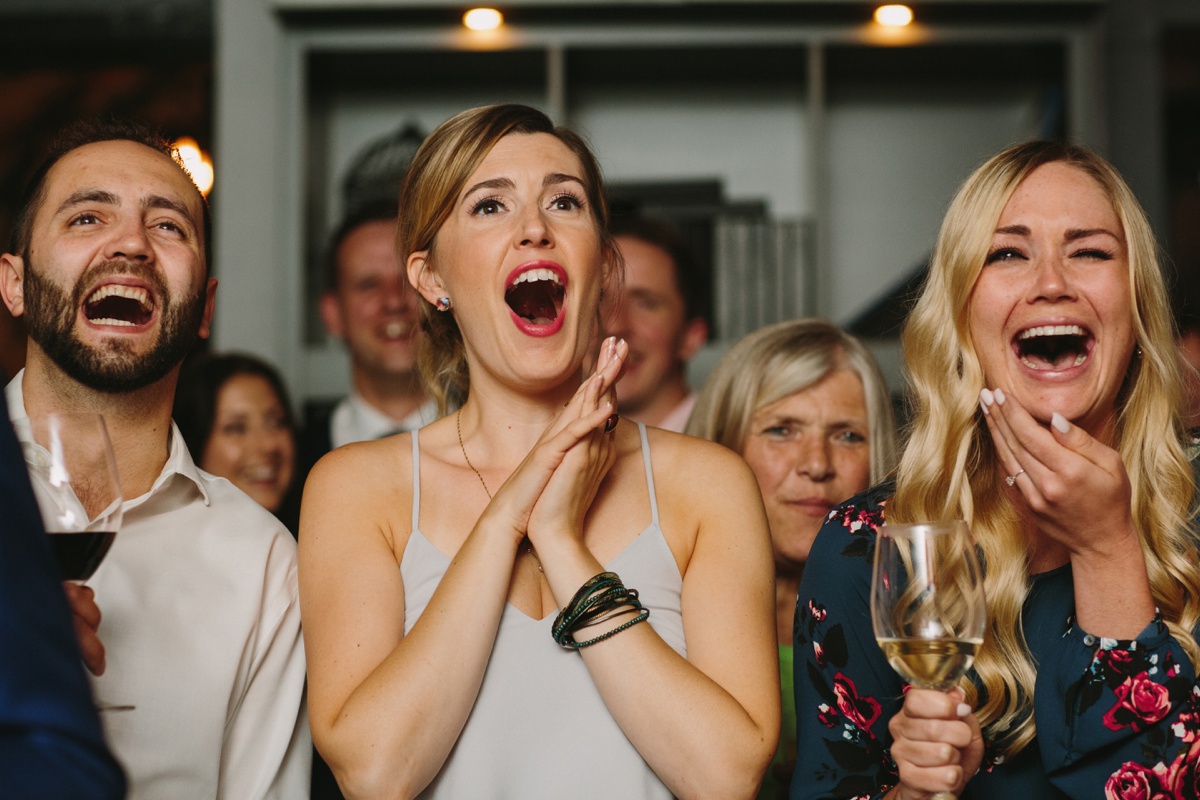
[979,386,1135,558]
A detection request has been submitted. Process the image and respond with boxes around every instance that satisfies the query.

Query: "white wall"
[827,87,1044,323]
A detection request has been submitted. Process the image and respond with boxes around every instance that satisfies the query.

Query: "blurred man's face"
[605,235,705,414]
[321,219,421,382]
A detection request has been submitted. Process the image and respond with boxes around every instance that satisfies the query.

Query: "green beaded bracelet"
[552,571,650,648]
[561,608,650,649]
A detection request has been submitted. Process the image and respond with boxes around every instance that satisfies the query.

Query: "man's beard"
[23,259,207,394]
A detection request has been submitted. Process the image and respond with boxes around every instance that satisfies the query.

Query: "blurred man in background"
[605,217,709,432]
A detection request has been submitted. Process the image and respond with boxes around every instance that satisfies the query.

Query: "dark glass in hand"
[48,531,117,581]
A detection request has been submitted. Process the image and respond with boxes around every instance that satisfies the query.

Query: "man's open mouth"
[505,267,565,326]
[1014,324,1092,370]
[83,284,154,328]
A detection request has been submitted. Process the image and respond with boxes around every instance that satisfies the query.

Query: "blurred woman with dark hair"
[174,352,297,529]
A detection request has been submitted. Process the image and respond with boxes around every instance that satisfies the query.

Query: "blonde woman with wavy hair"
[793,140,1199,800]
[687,318,898,799]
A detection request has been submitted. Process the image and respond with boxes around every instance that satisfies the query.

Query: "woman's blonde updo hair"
[686,318,898,486]
[396,104,619,415]
[893,139,1197,758]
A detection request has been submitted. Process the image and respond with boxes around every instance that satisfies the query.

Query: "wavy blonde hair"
[396,104,620,415]
[686,318,898,485]
[891,140,1198,758]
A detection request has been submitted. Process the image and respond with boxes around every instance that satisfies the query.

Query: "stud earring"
[436,296,453,312]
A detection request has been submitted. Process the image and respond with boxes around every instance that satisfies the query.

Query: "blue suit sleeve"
[0,399,126,800]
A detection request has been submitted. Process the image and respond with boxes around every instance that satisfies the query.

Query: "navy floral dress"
[790,481,1200,800]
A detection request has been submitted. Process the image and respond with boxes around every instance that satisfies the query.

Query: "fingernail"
[957,703,971,718]
[980,388,994,407]
[994,388,1006,405]
[1051,412,1070,433]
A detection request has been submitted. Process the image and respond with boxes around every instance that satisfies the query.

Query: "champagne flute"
[20,412,132,711]
[871,520,986,800]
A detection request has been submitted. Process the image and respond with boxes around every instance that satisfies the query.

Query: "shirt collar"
[5,368,211,509]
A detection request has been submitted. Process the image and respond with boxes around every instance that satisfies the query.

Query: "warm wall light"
[173,137,214,196]
[874,4,914,27]
[463,8,503,31]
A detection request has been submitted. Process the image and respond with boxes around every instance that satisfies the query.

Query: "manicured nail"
[994,388,1006,405]
[957,703,971,718]
[980,388,994,406]
[1051,412,1070,433]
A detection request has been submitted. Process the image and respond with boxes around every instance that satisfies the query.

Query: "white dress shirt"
[657,390,699,434]
[329,391,438,448]
[7,371,310,800]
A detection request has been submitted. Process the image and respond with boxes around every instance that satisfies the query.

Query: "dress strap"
[410,428,421,531]
[636,422,660,528]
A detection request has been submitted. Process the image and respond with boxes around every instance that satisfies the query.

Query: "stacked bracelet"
[552,571,650,649]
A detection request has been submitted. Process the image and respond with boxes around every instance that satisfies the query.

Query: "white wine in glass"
[871,520,986,799]
[20,412,131,711]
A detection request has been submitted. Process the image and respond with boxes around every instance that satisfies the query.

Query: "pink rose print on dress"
[833,673,882,730]
[1104,761,1170,800]
[1098,647,1138,675]
[1166,738,1200,799]
[1104,673,1173,733]
[817,703,838,728]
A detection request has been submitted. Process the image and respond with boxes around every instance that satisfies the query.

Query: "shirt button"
[1083,634,1097,646]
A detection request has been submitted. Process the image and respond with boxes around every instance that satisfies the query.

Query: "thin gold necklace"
[456,409,541,571]
[456,408,493,499]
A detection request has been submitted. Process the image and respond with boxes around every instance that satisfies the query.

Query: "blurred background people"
[605,216,709,432]
[299,200,436,480]
[687,318,897,800]
[175,352,299,531]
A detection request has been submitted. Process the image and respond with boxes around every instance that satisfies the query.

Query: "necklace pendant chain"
[456,408,493,500]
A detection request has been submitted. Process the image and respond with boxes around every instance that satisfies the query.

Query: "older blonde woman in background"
[687,318,898,799]
[793,140,1200,800]
[299,104,778,800]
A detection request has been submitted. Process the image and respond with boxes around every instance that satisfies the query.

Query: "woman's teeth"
[510,268,561,287]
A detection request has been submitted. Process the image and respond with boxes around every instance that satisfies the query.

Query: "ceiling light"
[874,4,914,27]
[464,8,503,31]
[173,137,214,196]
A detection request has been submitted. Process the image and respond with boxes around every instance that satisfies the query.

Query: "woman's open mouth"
[1013,324,1092,371]
[83,283,155,328]
[505,264,566,335]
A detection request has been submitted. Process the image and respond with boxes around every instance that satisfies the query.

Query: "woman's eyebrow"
[544,172,585,189]
[1064,227,1120,241]
[462,177,514,197]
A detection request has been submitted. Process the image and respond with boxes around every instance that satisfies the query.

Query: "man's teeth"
[91,318,138,327]
[87,284,151,308]
[510,268,561,287]
[1017,324,1086,340]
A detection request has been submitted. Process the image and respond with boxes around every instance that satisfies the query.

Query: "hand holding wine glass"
[872,520,986,800]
